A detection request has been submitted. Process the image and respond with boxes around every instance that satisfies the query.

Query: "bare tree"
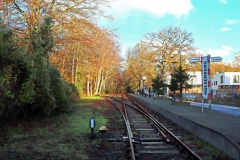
[234,51,240,69]
[144,26,196,74]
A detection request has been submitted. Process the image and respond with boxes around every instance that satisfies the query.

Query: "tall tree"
[151,75,166,97]
[169,76,178,102]
[144,25,196,74]
[124,42,156,93]
[3,0,122,97]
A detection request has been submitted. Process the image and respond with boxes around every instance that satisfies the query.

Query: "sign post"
[189,55,222,112]
[188,57,201,62]
[210,57,222,62]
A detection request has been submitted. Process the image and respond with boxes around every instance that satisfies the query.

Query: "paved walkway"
[131,94,240,144]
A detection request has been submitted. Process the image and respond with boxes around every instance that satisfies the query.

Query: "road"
[190,102,240,116]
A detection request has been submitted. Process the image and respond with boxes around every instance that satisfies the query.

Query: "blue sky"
[98,0,240,62]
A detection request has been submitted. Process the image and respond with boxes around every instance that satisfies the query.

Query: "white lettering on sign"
[210,57,222,62]
[189,57,201,62]
[202,56,209,99]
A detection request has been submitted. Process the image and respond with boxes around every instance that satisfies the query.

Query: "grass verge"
[0,98,109,159]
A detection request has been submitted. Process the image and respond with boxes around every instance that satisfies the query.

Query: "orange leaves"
[0,1,3,10]
[50,17,122,95]
[0,0,12,10]
[4,0,14,3]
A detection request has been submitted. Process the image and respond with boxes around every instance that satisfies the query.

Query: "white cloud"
[208,45,232,57]
[195,49,204,55]
[129,0,194,18]
[220,27,231,32]
[219,0,227,4]
[107,0,194,18]
[226,19,240,25]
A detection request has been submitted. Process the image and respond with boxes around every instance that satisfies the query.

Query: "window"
[213,81,217,85]
[233,75,239,83]
[220,76,223,83]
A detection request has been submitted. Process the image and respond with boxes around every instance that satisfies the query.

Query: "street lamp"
[159,56,167,98]
[172,61,177,70]
[179,24,183,102]
[142,76,146,93]
[179,24,182,68]
[171,61,177,102]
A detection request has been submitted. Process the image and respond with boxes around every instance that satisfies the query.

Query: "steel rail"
[123,102,136,160]
[125,102,172,142]
[127,94,203,160]
[106,98,136,160]
[111,95,172,142]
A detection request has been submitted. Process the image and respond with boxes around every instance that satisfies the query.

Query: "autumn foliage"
[0,0,123,119]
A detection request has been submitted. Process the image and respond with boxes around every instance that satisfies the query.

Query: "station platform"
[129,94,240,159]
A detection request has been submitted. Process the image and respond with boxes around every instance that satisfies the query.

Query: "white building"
[211,72,240,96]
[186,71,202,94]
[167,71,240,97]
[188,71,202,85]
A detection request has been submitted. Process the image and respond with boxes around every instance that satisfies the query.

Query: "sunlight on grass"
[82,96,102,100]
[66,108,108,135]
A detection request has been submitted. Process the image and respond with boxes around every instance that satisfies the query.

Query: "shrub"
[0,17,75,118]
[104,88,109,94]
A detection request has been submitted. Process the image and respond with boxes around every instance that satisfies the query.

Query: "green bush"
[49,65,75,112]
[69,83,80,102]
[0,18,75,118]
[104,88,109,94]
[0,24,36,117]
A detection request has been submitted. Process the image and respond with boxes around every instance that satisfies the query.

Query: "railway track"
[102,94,204,160]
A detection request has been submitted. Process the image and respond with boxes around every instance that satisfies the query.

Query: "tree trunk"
[87,80,90,96]
[90,80,93,96]
[71,55,75,84]
[180,82,183,102]
[74,57,79,84]
[61,57,65,76]
[94,68,102,95]
[99,70,104,94]
[3,1,8,26]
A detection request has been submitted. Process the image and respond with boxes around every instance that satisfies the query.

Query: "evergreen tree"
[0,17,76,118]
[0,24,36,117]
[151,75,166,97]
[170,66,191,102]
[169,76,178,102]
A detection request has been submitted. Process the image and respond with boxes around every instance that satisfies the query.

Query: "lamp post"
[142,76,146,95]
[172,61,177,102]
[179,24,183,102]
[148,75,152,97]
[179,24,182,67]
[172,62,177,71]
[159,56,167,97]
